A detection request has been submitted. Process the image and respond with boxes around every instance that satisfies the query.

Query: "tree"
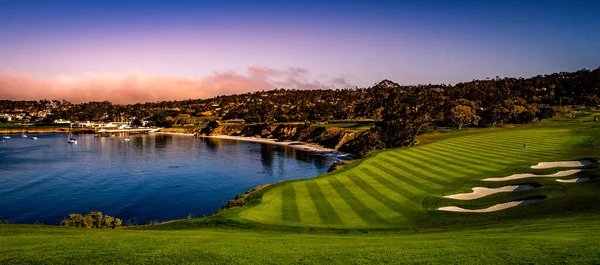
[131,118,143,127]
[449,105,479,129]
[0,117,7,124]
[585,95,600,109]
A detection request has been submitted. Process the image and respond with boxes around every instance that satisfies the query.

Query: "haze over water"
[0,134,332,225]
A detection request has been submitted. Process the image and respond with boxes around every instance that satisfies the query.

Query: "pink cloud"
[0,67,354,104]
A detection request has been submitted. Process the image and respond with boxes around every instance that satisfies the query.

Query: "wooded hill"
[1,67,599,156]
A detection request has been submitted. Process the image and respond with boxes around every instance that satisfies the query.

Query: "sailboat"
[22,127,28,138]
[68,124,77,144]
[2,130,10,139]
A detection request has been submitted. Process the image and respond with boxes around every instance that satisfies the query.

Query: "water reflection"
[0,133,333,224]
[260,144,274,174]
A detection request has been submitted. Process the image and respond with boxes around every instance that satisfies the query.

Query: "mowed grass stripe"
[452,135,566,146]
[281,184,300,223]
[418,144,520,167]
[390,150,471,177]
[347,173,412,218]
[433,139,560,161]
[447,133,568,150]
[434,136,562,157]
[314,179,370,227]
[305,182,343,225]
[397,149,492,176]
[447,138,565,153]
[339,173,404,222]
[348,172,415,214]
[407,147,504,172]
[369,160,439,193]
[360,167,419,198]
[384,152,479,179]
[421,141,557,167]
[327,177,389,225]
[451,131,569,143]
[292,182,322,226]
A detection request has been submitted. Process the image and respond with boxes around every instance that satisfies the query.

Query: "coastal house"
[72,121,117,128]
[94,122,118,128]
[72,121,94,127]
[53,119,71,124]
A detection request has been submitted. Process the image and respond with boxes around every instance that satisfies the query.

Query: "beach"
[203,135,355,161]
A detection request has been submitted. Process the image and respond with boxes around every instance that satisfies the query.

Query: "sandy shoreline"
[155,132,196,136]
[203,135,355,161]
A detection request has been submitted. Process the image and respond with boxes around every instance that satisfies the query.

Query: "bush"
[60,212,123,229]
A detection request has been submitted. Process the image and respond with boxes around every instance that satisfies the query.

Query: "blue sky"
[0,0,599,102]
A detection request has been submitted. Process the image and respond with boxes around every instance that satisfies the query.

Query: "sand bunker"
[444,185,534,200]
[531,160,592,169]
[482,169,581,182]
[556,177,590,183]
[438,199,540,213]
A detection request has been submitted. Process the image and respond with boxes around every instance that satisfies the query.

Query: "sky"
[0,0,599,103]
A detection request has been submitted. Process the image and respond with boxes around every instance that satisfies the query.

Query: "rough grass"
[1,215,600,264]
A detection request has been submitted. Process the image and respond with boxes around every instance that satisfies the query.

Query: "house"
[94,122,117,128]
[71,121,117,128]
[53,119,71,124]
[72,121,94,127]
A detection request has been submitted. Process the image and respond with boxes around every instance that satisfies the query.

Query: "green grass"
[2,215,600,264]
[315,122,375,131]
[1,109,600,264]
[237,112,600,229]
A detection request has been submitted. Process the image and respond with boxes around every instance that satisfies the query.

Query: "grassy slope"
[237,111,600,229]
[1,110,600,264]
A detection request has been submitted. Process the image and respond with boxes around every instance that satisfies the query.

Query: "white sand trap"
[531,160,592,169]
[444,185,534,200]
[556,177,590,183]
[438,199,540,213]
[482,169,581,182]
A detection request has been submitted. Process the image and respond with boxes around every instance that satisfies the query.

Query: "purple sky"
[0,0,599,103]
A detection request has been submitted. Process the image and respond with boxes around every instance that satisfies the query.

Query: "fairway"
[238,117,599,229]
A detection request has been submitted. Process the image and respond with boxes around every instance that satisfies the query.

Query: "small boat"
[31,136,38,140]
[2,135,10,139]
[68,124,77,144]
[22,128,28,138]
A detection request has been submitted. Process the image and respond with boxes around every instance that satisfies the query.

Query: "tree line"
[1,67,599,154]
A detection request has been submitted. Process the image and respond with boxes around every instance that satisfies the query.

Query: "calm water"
[0,133,332,225]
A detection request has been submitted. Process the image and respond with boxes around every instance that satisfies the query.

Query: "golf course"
[1,109,599,264]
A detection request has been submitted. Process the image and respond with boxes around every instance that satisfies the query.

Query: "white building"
[54,119,71,124]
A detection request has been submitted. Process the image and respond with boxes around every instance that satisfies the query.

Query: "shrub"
[60,212,123,229]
